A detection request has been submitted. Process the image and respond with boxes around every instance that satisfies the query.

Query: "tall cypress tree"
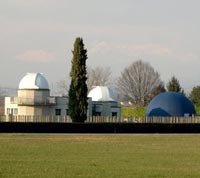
[68,37,88,122]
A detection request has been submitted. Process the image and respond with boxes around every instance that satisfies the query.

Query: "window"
[66,109,69,116]
[112,112,117,117]
[55,109,61,116]
[10,109,13,115]
[7,108,14,115]
[7,108,10,115]
[14,109,18,115]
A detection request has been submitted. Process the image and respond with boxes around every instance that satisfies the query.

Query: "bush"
[121,107,146,118]
[195,105,200,115]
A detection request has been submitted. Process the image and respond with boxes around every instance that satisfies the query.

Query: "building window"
[10,108,14,115]
[14,109,18,115]
[7,108,10,115]
[55,109,61,116]
[7,108,15,115]
[112,112,117,117]
[66,109,69,116]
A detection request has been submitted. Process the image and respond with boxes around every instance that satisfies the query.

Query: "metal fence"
[0,115,121,123]
[122,116,200,124]
[1,115,200,123]
[0,115,71,123]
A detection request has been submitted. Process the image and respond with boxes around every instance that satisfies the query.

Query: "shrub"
[121,107,146,118]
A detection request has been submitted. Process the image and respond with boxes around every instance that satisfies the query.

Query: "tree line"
[67,37,200,122]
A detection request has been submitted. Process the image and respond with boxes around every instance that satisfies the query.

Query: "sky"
[0,0,200,93]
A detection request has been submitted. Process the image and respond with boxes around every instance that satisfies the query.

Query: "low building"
[5,73,121,122]
[5,73,68,121]
[87,86,121,118]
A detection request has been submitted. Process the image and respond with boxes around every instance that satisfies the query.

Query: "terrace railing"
[10,97,56,106]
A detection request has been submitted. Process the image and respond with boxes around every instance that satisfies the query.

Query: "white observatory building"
[5,73,68,120]
[4,73,121,122]
[87,86,121,118]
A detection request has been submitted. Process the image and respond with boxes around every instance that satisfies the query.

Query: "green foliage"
[150,82,166,96]
[122,107,146,118]
[68,37,88,122]
[1,134,200,178]
[190,86,200,107]
[146,82,166,104]
[167,76,184,94]
[195,105,200,115]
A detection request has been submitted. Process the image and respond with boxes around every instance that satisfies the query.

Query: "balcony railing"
[10,97,56,106]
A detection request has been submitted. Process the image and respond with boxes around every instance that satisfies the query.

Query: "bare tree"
[116,60,162,106]
[55,79,69,96]
[87,66,112,91]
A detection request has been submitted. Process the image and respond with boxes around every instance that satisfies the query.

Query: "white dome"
[88,86,117,101]
[19,73,49,90]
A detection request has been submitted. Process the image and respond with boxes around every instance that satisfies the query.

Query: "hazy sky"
[1,0,200,93]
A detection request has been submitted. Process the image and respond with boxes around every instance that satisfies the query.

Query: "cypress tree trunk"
[68,37,88,122]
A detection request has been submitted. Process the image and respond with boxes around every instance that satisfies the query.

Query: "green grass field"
[0,134,200,178]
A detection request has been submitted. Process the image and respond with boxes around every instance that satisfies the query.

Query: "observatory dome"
[19,73,49,90]
[146,92,195,117]
[88,86,117,102]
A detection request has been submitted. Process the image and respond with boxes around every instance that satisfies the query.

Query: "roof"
[18,73,49,90]
[88,86,117,102]
[146,92,195,117]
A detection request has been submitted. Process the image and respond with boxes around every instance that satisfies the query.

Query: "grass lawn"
[0,134,200,178]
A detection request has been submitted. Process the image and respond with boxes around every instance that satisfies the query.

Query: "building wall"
[5,97,18,121]
[18,89,50,105]
[0,97,5,115]
[88,100,121,117]
[41,106,54,116]
[17,98,68,116]
[5,90,120,120]
[19,106,52,116]
[5,90,68,119]
[18,106,35,115]
[53,97,68,116]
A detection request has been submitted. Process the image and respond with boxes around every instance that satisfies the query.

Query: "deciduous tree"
[87,66,112,91]
[55,79,69,96]
[116,60,162,106]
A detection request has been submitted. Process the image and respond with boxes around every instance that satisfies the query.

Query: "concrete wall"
[1,123,200,133]
[5,89,120,119]
[0,97,5,115]
[18,89,50,104]
[88,100,121,117]
[5,89,68,119]
[52,97,68,116]
[5,97,18,115]
[18,106,35,115]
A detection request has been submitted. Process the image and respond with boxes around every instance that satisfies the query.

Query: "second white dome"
[88,86,117,102]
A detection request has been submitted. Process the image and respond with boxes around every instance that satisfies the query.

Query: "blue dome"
[146,92,196,117]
